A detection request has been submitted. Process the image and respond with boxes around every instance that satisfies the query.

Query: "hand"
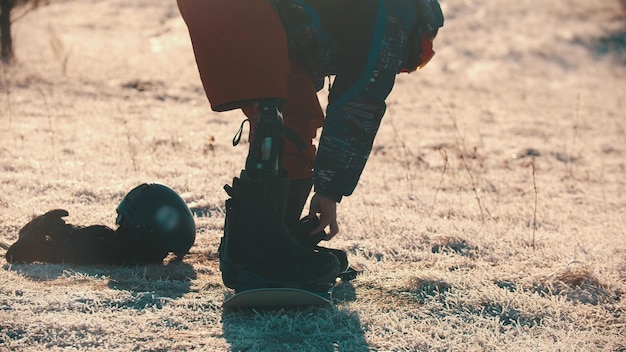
[308,193,339,240]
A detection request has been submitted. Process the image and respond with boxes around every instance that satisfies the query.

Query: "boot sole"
[221,258,340,293]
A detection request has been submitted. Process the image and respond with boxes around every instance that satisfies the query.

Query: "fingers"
[308,193,339,239]
[324,221,339,241]
[309,213,339,241]
[310,218,338,240]
[307,194,321,223]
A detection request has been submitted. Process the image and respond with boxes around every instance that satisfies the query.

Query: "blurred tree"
[1,0,48,64]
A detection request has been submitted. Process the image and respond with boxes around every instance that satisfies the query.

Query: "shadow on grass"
[105,260,197,309]
[579,2,626,64]
[333,281,358,303]
[529,265,620,306]
[430,235,478,259]
[221,303,369,352]
[4,259,197,310]
[587,30,626,64]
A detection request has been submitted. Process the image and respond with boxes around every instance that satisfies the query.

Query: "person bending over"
[177,0,443,292]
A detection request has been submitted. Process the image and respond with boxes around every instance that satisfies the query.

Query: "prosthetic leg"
[219,99,340,293]
[244,99,284,177]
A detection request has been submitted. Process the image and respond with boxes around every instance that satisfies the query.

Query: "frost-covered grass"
[0,0,624,350]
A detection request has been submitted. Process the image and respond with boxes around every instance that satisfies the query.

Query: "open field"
[0,0,625,350]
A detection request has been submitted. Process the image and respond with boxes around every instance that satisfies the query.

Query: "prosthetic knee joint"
[245,99,285,176]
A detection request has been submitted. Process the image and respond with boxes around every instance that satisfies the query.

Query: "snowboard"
[222,278,342,309]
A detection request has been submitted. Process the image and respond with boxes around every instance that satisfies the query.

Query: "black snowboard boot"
[284,177,314,230]
[285,177,350,273]
[219,170,340,293]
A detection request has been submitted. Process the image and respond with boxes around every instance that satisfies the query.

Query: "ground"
[0,0,625,351]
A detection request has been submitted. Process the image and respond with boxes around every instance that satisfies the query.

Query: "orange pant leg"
[281,59,324,180]
[178,0,322,179]
[177,0,290,111]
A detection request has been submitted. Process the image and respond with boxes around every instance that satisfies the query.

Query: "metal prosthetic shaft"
[245,99,285,176]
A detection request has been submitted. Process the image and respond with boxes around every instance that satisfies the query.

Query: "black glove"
[288,215,327,248]
[5,209,167,265]
[6,209,75,264]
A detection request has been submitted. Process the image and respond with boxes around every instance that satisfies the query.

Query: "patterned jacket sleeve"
[313,0,419,202]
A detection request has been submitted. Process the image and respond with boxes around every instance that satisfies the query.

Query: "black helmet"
[115,183,196,258]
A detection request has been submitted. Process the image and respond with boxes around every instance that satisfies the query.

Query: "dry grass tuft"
[531,263,617,305]
[405,277,451,304]
[552,264,602,288]
[475,299,544,328]
[430,235,478,258]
